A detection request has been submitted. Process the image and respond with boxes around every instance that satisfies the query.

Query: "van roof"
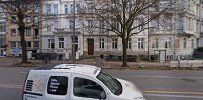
[32,64,101,77]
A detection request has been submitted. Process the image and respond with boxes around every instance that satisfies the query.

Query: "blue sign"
[11,48,22,55]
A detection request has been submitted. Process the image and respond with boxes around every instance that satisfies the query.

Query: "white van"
[22,64,145,100]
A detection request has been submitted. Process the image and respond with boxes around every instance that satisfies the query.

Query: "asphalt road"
[0,67,203,100]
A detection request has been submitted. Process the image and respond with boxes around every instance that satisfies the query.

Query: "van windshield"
[96,71,122,95]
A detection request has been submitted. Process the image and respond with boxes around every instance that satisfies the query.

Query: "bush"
[195,47,203,52]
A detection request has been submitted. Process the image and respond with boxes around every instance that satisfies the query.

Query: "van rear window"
[47,76,68,95]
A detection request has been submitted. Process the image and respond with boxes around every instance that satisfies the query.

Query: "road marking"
[145,93,203,99]
[117,74,203,79]
[18,72,28,74]
[144,90,203,95]
[0,83,22,89]
[144,90,203,98]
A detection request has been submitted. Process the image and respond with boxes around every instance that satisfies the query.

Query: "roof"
[33,64,101,77]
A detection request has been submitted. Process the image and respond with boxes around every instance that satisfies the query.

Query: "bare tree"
[81,0,176,67]
[0,0,42,63]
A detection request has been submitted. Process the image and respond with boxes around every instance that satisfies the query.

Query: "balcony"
[53,28,80,34]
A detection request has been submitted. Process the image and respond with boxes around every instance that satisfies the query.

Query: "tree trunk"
[122,38,128,67]
[18,26,28,63]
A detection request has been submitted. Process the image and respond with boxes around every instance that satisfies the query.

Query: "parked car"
[22,64,145,100]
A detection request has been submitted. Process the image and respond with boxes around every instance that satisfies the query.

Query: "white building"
[42,0,201,61]
[149,0,201,61]
[42,0,84,59]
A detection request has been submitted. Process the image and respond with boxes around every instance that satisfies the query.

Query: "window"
[97,71,122,95]
[69,20,74,29]
[10,41,16,48]
[87,20,93,29]
[99,21,105,33]
[27,41,31,48]
[11,16,16,23]
[34,3,39,13]
[72,36,78,52]
[152,38,159,48]
[54,4,58,14]
[59,37,64,49]
[186,17,193,31]
[17,42,21,48]
[26,28,31,36]
[34,16,38,26]
[196,22,200,33]
[70,4,74,13]
[176,38,180,48]
[34,41,39,48]
[34,28,39,39]
[47,26,51,31]
[54,21,58,29]
[191,39,194,48]
[46,4,51,14]
[47,76,68,95]
[127,38,132,49]
[165,38,171,49]
[138,19,144,31]
[76,4,81,13]
[0,22,6,32]
[183,38,187,49]
[48,39,55,49]
[73,77,105,99]
[87,2,93,13]
[99,38,104,49]
[65,5,69,14]
[112,20,119,30]
[138,38,144,49]
[0,34,6,45]
[112,38,118,49]
[11,29,16,36]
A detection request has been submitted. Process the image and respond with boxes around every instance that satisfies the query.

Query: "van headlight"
[133,97,145,100]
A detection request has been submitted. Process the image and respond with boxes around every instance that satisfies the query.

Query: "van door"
[71,74,108,100]
[44,73,71,100]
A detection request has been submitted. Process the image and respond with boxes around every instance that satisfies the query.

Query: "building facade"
[42,0,149,59]
[149,0,201,61]
[42,0,84,59]
[41,0,201,61]
[6,1,43,57]
[0,8,6,57]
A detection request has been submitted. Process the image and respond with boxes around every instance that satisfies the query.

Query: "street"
[0,67,203,100]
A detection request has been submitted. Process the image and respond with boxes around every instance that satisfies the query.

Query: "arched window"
[65,5,68,14]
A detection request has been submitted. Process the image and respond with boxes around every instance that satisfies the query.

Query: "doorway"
[87,38,94,55]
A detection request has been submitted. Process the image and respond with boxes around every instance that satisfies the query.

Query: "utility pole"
[72,0,76,63]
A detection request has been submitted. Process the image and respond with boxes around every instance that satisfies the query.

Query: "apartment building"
[198,0,203,47]
[149,0,201,61]
[0,8,6,57]
[42,0,148,59]
[41,0,201,61]
[6,1,42,57]
[42,0,84,59]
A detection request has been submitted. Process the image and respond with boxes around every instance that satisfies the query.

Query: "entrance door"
[87,38,94,55]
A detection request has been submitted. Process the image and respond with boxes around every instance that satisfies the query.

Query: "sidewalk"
[0,57,170,69]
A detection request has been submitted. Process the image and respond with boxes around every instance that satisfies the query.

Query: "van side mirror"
[98,90,106,100]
